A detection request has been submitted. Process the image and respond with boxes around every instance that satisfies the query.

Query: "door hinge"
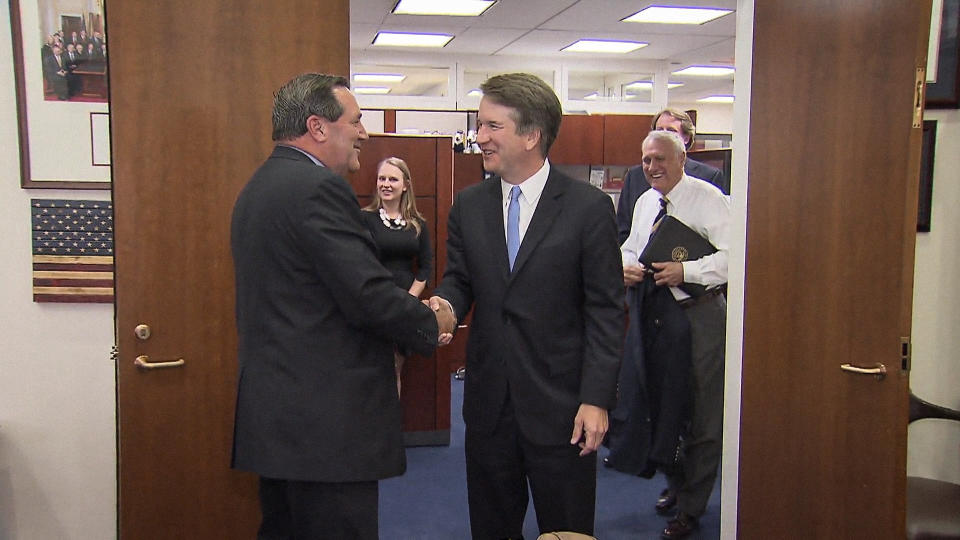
[901,336,911,372]
[913,67,925,128]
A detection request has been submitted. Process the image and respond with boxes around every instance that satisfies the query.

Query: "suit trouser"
[667,294,726,518]
[465,395,598,540]
[257,476,378,540]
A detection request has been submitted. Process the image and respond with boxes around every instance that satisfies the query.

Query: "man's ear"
[307,115,326,142]
[524,129,541,152]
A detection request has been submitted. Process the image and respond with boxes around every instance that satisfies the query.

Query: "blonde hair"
[363,157,425,236]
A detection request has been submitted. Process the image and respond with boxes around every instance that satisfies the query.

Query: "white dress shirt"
[620,173,730,300]
[500,159,550,247]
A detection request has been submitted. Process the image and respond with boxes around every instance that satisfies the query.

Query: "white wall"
[0,2,116,539]
[908,108,960,484]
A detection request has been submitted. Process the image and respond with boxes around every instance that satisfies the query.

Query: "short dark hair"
[651,108,696,149]
[271,73,350,142]
[480,73,562,158]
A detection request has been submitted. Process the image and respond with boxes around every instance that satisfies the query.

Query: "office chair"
[906,392,960,540]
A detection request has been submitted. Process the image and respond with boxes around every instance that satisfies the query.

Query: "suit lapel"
[510,170,564,277]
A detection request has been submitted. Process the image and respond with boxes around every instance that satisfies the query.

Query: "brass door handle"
[134,355,185,370]
[840,363,886,380]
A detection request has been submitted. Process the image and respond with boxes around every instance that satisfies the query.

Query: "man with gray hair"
[231,73,455,539]
[616,108,727,244]
[618,129,729,539]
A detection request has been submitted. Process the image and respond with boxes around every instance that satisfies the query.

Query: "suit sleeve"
[434,192,473,321]
[298,174,438,356]
[578,194,626,409]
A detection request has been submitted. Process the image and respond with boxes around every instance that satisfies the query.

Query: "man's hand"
[650,261,684,287]
[623,264,647,287]
[570,404,609,457]
[426,296,456,345]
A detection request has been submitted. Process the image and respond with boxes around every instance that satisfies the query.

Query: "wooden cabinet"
[602,114,653,165]
[549,114,653,166]
[548,115,604,165]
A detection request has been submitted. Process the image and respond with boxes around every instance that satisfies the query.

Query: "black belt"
[676,288,724,309]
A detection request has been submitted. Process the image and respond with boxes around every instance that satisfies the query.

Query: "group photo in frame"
[10,0,110,189]
[927,0,960,108]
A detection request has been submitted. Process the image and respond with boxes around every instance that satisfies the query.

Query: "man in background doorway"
[616,108,727,244]
[620,130,729,539]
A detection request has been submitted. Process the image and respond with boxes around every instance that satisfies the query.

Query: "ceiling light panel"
[353,73,406,82]
[623,6,733,25]
[354,87,391,94]
[373,32,454,47]
[698,95,735,103]
[562,39,648,54]
[672,65,735,76]
[392,0,496,16]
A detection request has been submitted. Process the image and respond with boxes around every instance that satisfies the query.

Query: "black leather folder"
[639,215,717,297]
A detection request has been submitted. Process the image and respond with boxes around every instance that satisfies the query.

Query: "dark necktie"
[507,186,521,270]
[650,197,668,236]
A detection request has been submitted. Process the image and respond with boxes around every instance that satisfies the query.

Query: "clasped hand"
[424,296,456,345]
[623,261,683,288]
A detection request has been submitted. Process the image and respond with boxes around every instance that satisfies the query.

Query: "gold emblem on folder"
[671,246,689,262]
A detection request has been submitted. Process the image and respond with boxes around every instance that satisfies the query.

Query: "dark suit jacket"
[230,145,439,482]
[616,158,726,244]
[434,168,624,446]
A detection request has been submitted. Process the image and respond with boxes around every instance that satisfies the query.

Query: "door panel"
[738,1,930,537]
[110,1,350,537]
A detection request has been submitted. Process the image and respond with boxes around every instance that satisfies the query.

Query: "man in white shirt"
[620,130,729,539]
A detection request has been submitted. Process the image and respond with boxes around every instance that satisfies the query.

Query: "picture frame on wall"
[927,0,960,108]
[9,0,111,189]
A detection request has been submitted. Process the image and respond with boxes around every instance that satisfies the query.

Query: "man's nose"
[358,123,369,139]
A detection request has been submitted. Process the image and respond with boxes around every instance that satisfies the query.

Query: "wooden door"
[738,1,931,537]
[348,134,453,445]
[109,1,349,537]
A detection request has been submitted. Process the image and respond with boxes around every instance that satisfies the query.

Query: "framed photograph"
[9,0,110,189]
[927,0,960,108]
[918,120,937,232]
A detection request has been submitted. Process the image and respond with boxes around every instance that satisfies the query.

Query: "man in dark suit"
[43,44,69,100]
[231,73,455,539]
[616,108,727,244]
[429,73,624,539]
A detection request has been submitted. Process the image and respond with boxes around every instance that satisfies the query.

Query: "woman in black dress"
[362,157,433,396]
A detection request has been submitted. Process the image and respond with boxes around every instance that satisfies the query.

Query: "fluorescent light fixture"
[624,81,685,90]
[623,6,733,25]
[373,32,453,48]
[698,95,735,103]
[354,87,391,94]
[466,88,482,97]
[562,39,647,54]
[392,0,496,16]
[672,65,735,76]
[353,73,406,83]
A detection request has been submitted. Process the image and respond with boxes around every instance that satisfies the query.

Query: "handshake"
[423,296,457,346]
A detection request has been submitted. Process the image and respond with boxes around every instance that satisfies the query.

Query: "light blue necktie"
[507,186,521,270]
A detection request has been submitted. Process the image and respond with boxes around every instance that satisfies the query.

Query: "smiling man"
[430,73,624,539]
[619,130,729,539]
[230,73,455,539]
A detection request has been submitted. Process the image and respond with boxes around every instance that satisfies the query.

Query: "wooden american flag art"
[31,199,114,303]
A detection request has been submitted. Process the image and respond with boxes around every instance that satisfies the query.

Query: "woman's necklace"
[379,207,406,230]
